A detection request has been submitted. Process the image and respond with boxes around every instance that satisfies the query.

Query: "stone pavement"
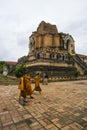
[0,80,87,130]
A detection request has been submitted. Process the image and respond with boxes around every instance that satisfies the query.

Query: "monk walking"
[34,73,42,94]
[24,73,34,98]
[18,75,26,105]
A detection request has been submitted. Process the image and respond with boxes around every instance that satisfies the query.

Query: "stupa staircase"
[71,54,87,74]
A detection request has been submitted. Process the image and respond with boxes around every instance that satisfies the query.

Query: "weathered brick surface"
[0,80,87,129]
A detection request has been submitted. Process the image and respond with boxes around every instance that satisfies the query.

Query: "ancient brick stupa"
[18,21,87,77]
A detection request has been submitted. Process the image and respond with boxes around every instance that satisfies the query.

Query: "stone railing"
[47,76,87,82]
[30,75,87,83]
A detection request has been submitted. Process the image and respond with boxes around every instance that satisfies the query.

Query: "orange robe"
[34,75,42,91]
[24,74,33,96]
[18,77,26,98]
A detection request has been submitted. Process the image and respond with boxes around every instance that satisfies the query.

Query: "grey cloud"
[65,18,87,34]
[0,0,87,61]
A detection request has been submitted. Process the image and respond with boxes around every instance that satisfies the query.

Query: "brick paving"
[0,80,87,130]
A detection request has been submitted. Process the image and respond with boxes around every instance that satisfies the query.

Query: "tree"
[0,61,6,74]
[15,64,27,78]
[71,68,80,77]
[84,71,87,75]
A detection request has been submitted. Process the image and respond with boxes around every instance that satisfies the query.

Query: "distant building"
[5,61,17,65]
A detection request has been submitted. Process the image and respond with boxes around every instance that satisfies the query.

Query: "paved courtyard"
[0,80,87,130]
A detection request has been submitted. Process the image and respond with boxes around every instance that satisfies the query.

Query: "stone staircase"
[71,54,87,73]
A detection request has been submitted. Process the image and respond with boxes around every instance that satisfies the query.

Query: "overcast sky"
[0,0,87,61]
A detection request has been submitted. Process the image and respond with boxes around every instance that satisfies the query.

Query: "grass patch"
[0,75,19,85]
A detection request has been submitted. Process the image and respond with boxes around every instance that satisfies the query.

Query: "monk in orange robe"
[18,76,26,103]
[24,74,33,98]
[34,73,42,94]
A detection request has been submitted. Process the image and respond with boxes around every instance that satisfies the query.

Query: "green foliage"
[15,64,27,78]
[5,63,10,69]
[71,68,80,77]
[0,61,14,74]
[0,75,19,85]
[84,71,87,75]
[0,61,6,73]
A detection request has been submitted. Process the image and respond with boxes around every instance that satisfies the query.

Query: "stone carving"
[41,51,46,58]
[35,50,46,59]
[29,37,35,53]
[35,52,40,59]
[3,65,8,76]
[63,34,74,53]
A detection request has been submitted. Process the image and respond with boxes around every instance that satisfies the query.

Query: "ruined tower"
[23,21,76,77]
[18,21,87,77]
